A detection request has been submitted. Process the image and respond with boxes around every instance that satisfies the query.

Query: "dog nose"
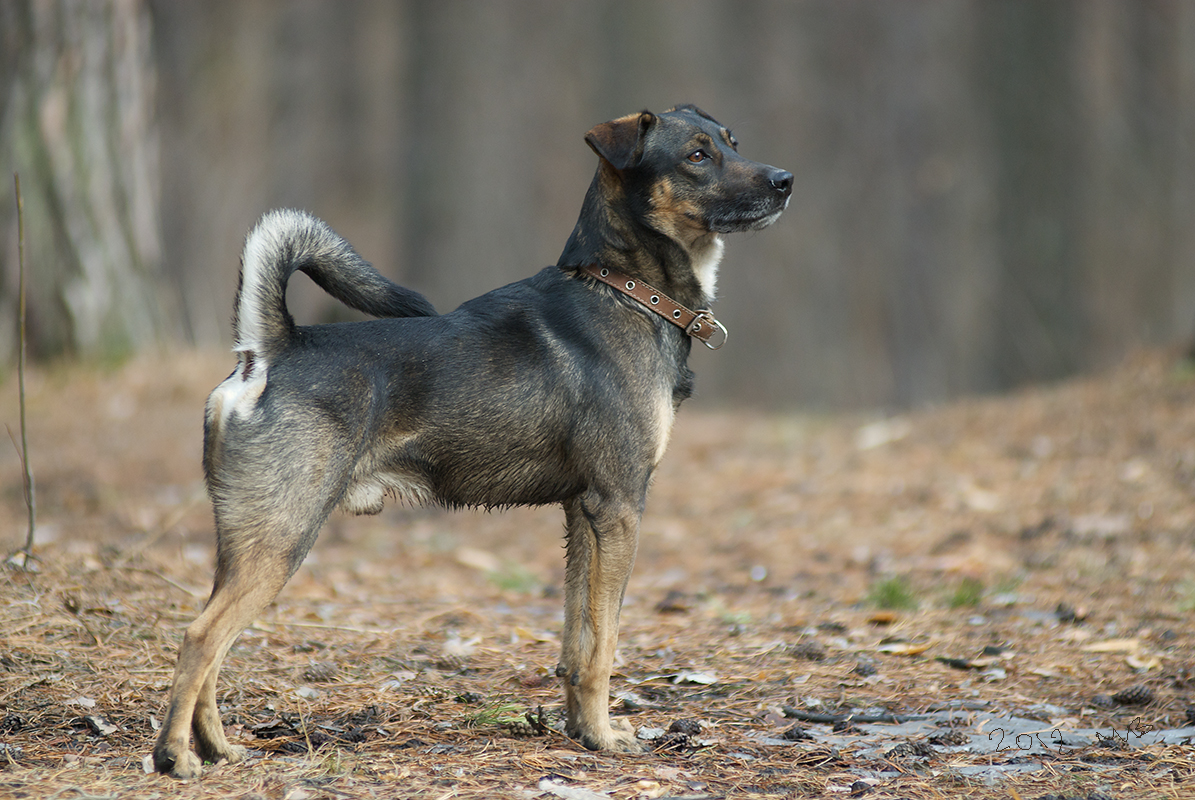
[769,169,793,197]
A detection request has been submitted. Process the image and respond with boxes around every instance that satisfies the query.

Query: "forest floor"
[2,348,1195,799]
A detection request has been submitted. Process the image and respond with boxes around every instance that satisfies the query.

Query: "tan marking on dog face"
[722,156,761,186]
[689,132,719,156]
[647,177,705,247]
[597,160,625,197]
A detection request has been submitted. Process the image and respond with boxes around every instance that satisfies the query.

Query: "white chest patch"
[653,390,677,466]
[691,236,725,301]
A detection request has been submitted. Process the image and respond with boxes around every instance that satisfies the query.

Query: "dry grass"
[2,349,1195,798]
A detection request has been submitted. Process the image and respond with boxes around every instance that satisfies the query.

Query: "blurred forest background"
[2,0,1194,409]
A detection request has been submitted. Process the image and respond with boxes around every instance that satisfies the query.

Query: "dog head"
[585,105,792,243]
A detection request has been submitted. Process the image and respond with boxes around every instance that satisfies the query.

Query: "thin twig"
[115,566,206,598]
[11,172,36,569]
[250,620,388,636]
[111,487,207,568]
[781,705,925,725]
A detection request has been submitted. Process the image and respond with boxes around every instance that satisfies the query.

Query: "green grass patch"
[487,562,541,594]
[463,702,525,728]
[1176,581,1195,613]
[948,576,985,608]
[867,575,919,610]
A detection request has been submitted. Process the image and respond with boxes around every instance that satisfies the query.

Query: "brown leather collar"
[579,264,728,350]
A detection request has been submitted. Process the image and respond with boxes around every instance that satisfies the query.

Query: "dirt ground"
[2,348,1194,799]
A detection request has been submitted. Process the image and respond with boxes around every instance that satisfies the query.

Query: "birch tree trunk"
[0,0,175,359]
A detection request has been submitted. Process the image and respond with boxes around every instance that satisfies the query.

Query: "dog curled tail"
[234,209,437,362]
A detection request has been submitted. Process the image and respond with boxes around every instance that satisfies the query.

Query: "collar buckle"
[687,311,728,350]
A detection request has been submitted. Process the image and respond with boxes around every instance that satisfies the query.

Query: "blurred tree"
[8,0,1191,407]
[976,1,1085,386]
[0,0,177,359]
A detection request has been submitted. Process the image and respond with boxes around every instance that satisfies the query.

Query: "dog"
[153,105,791,778]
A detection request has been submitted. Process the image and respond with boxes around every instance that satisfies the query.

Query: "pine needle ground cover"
[2,351,1194,799]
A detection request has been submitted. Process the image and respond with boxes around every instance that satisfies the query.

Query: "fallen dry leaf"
[1080,638,1140,654]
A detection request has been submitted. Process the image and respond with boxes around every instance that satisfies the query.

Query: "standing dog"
[153,105,791,778]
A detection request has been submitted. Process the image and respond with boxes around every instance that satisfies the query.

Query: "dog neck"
[579,264,728,349]
[557,169,717,311]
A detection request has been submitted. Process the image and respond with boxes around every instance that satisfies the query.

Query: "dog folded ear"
[585,111,656,171]
[665,103,715,124]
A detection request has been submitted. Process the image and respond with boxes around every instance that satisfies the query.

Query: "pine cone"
[781,724,814,741]
[668,718,702,736]
[654,731,695,752]
[1111,684,1154,706]
[302,661,337,683]
[852,660,878,677]
[883,743,917,761]
[884,741,933,761]
[789,641,827,661]
[501,719,537,737]
[908,741,935,757]
[434,654,467,671]
[927,730,969,747]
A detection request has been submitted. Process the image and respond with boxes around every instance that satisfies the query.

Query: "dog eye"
[687,150,709,163]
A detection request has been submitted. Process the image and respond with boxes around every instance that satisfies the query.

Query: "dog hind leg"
[559,491,644,752]
[191,636,243,765]
[154,497,330,778]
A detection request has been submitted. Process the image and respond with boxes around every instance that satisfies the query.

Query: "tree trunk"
[0,0,175,360]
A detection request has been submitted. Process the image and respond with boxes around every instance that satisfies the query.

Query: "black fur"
[153,105,790,777]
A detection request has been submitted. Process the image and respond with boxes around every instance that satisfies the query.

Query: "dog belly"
[436,458,581,509]
[340,469,433,514]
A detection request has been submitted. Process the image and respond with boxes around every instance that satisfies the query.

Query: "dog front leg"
[559,494,643,752]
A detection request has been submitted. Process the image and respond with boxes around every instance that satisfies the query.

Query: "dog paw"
[607,718,644,752]
[195,741,248,768]
[205,743,248,766]
[155,748,203,780]
[570,718,644,753]
[222,743,248,765]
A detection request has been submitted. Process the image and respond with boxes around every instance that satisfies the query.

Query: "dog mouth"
[744,201,789,231]
[708,194,790,233]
